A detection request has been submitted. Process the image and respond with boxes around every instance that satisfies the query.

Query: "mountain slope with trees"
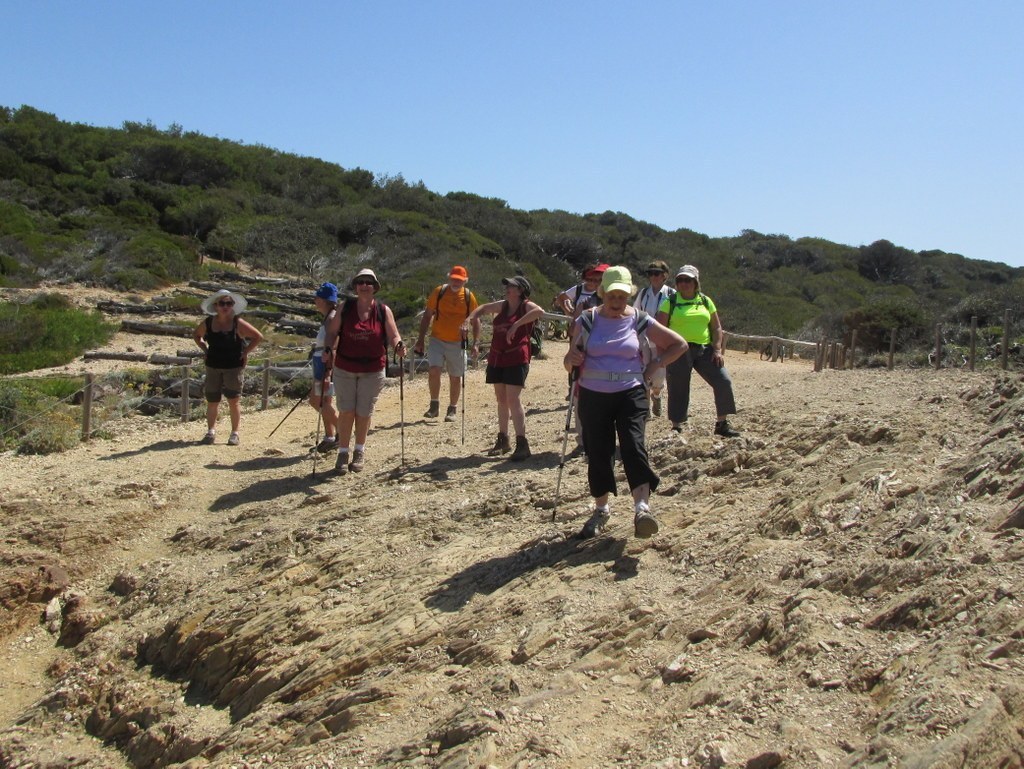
[2,105,1022,350]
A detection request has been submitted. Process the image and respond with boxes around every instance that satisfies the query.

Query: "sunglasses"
[217,300,235,306]
[675,276,696,283]
[353,279,376,286]
[647,271,666,277]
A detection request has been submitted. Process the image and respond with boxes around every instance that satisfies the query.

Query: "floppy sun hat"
[600,266,634,296]
[201,289,247,315]
[350,268,381,292]
[501,276,532,297]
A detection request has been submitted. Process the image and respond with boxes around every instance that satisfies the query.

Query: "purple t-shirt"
[574,312,644,393]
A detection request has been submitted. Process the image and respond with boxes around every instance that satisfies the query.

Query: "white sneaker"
[634,501,659,538]
[227,432,240,446]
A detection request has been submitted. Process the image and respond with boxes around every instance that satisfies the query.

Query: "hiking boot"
[335,452,350,476]
[444,405,458,422]
[487,432,511,456]
[671,422,684,433]
[714,419,740,438]
[200,431,215,445]
[579,507,610,539]
[315,436,338,453]
[424,401,440,419]
[651,395,662,417]
[227,432,240,446]
[509,436,531,462]
[349,448,365,472]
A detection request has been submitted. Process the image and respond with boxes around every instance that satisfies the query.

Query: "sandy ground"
[2,300,1023,767]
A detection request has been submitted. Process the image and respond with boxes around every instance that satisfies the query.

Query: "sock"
[635,500,651,514]
[354,443,364,452]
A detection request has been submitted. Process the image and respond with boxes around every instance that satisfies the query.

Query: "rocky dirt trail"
[2,344,1023,769]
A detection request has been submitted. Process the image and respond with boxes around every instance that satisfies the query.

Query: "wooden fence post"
[81,373,93,441]
[1002,310,1011,371]
[262,359,270,409]
[181,365,191,422]
[934,324,942,369]
[850,329,858,370]
[969,316,977,371]
[888,328,896,371]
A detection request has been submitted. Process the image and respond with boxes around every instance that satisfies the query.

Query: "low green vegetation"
[0,377,83,454]
[1,104,1021,351]
[0,293,117,374]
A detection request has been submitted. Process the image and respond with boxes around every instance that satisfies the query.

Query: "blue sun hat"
[315,282,339,303]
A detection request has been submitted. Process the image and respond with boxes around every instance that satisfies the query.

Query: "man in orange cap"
[413,265,480,421]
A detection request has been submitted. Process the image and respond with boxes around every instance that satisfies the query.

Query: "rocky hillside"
[1,349,1022,768]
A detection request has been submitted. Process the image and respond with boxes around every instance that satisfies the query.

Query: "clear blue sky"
[5,1,1023,267]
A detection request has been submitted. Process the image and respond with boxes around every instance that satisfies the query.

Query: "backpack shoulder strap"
[465,290,473,316]
[578,307,598,351]
[434,284,448,313]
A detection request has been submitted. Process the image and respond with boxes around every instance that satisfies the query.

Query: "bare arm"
[235,318,264,364]
[645,321,688,372]
[193,320,208,354]
[321,304,342,365]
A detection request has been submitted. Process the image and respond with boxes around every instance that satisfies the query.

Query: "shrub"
[0,293,117,374]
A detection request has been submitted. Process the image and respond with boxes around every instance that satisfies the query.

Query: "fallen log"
[120,320,194,338]
[148,354,194,365]
[84,351,149,362]
[97,301,168,314]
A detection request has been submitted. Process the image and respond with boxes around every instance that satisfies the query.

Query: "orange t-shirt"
[427,284,478,342]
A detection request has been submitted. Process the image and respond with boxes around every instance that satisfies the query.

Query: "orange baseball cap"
[449,265,468,281]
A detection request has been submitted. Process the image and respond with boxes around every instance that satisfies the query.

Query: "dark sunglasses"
[353,279,376,286]
[647,270,666,277]
[217,300,235,306]
[675,276,696,283]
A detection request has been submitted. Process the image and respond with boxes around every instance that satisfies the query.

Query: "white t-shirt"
[633,284,674,317]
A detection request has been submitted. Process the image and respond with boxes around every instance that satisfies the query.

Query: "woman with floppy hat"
[321,268,404,474]
[193,289,264,446]
[309,282,340,452]
[656,264,740,437]
[563,266,687,539]
[463,275,545,461]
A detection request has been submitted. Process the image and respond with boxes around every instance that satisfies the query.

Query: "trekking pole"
[397,348,406,466]
[311,372,329,478]
[461,333,468,446]
[267,393,306,439]
[554,368,579,521]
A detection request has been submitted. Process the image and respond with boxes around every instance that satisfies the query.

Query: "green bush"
[0,293,117,374]
[0,379,81,453]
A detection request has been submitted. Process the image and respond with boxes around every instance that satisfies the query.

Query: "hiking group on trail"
[194,261,742,539]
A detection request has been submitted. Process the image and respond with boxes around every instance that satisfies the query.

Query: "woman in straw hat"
[193,289,264,446]
[321,269,405,475]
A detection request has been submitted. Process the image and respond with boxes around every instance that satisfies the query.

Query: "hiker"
[322,268,404,474]
[655,264,740,437]
[555,263,608,319]
[309,282,340,452]
[463,276,545,461]
[193,289,264,446]
[563,266,687,539]
[412,265,480,422]
[633,260,674,418]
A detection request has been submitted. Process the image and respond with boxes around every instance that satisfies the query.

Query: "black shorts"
[485,363,529,387]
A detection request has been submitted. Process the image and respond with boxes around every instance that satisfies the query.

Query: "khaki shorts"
[205,367,243,402]
[334,368,385,417]
[427,338,468,377]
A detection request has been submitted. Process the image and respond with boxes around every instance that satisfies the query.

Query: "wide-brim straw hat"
[201,289,248,315]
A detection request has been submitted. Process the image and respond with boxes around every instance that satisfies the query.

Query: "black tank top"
[205,317,244,368]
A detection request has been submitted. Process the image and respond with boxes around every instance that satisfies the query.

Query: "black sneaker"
[424,402,440,419]
[714,420,740,438]
[444,405,458,422]
[579,507,610,539]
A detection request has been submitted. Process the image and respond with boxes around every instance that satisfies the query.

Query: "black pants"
[577,385,659,499]
[666,344,737,423]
